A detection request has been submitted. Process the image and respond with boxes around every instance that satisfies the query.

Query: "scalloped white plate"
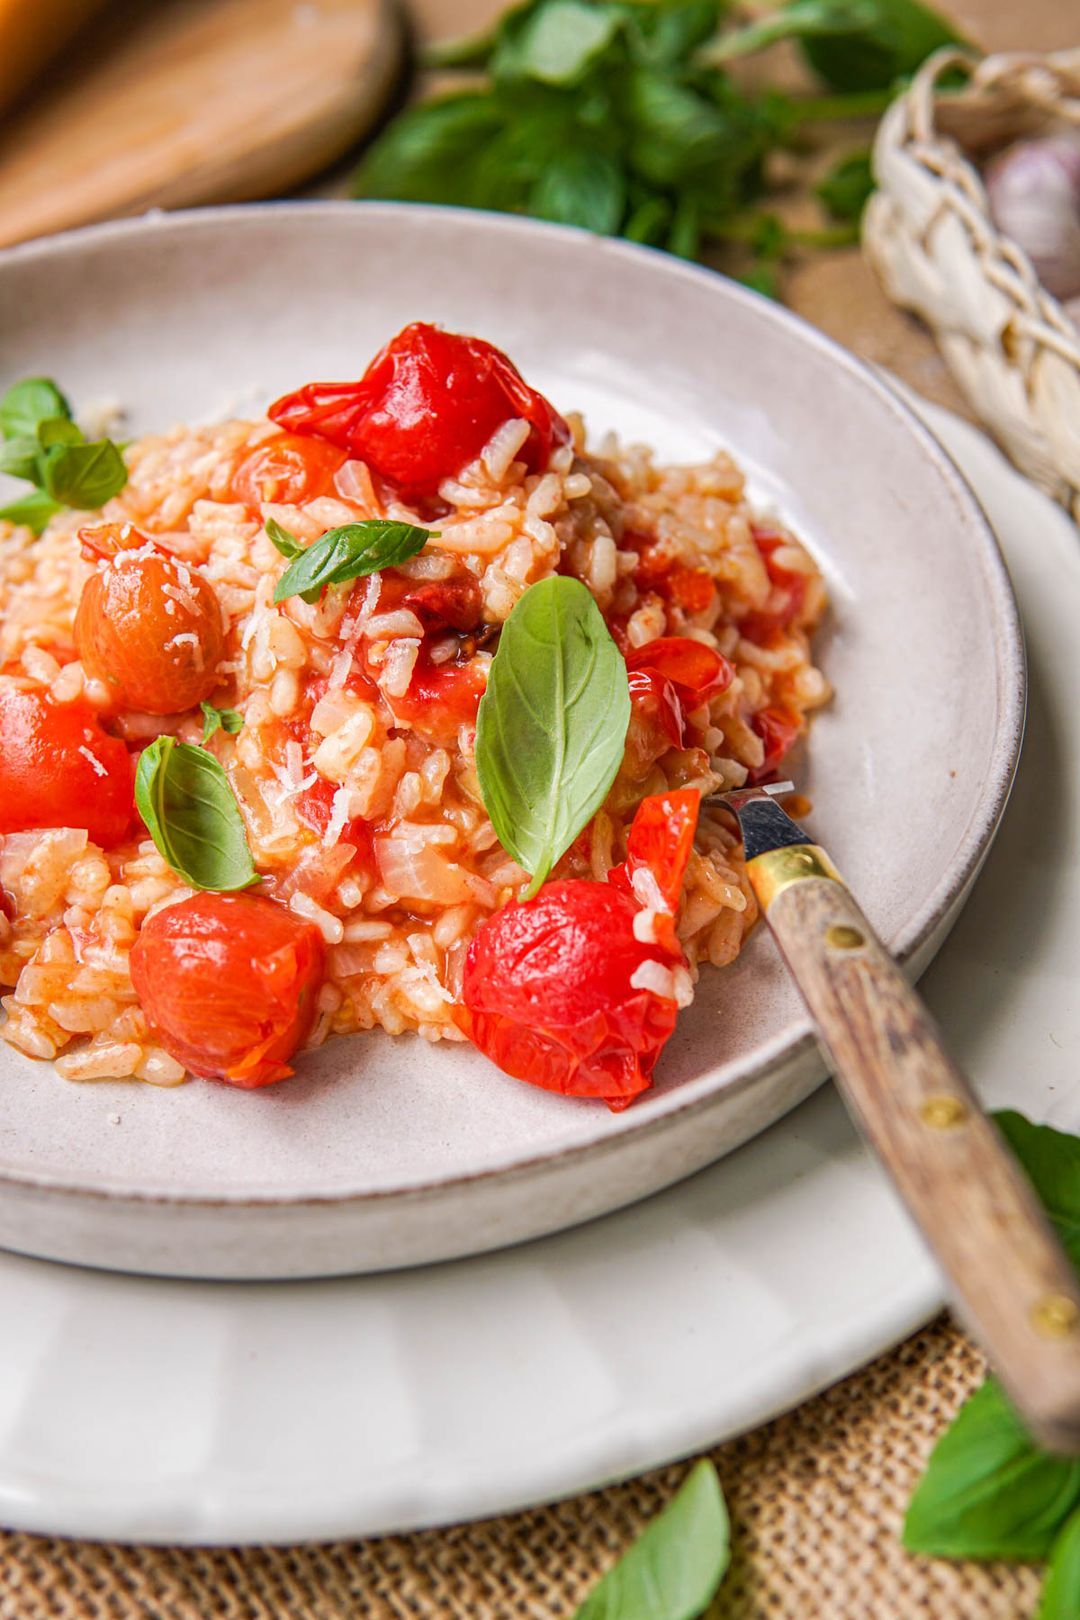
[0,398,1075,1543]
[0,206,1022,1278]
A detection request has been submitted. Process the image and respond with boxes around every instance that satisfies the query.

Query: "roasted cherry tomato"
[384,644,486,746]
[458,790,698,1110]
[130,893,324,1088]
[268,323,570,502]
[749,704,802,784]
[377,568,484,634]
[0,684,132,845]
[231,433,348,507]
[610,787,700,915]
[627,666,685,748]
[626,637,733,704]
[75,547,225,715]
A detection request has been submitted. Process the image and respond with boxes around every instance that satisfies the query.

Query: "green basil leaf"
[816,149,874,220]
[740,261,782,298]
[476,574,630,896]
[272,521,435,605]
[574,1460,730,1620]
[994,1112,1080,1271]
[37,416,85,449]
[353,93,507,207]
[0,488,63,534]
[135,736,258,893]
[265,517,305,560]
[714,0,967,90]
[624,0,724,67]
[200,703,244,743]
[0,436,41,481]
[904,1378,1080,1561]
[41,439,127,509]
[0,377,72,440]
[529,148,627,231]
[1039,1506,1080,1620]
[493,0,622,86]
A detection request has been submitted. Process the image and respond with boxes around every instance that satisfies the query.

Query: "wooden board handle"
[758,865,1080,1454]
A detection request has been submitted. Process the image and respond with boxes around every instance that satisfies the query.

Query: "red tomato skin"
[627,667,685,748]
[0,685,132,846]
[231,434,348,507]
[385,645,486,745]
[625,637,733,704]
[294,776,376,868]
[75,553,225,716]
[458,882,682,1109]
[268,323,570,502]
[611,787,701,914]
[130,894,325,1088]
[748,704,802,784]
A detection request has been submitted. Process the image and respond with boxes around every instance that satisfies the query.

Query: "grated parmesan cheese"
[77,745,107,779]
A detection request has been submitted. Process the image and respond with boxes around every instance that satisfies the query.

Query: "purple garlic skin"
[985,136,1080,302]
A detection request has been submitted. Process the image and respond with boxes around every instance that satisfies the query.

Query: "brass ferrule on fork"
[747,843,843,911]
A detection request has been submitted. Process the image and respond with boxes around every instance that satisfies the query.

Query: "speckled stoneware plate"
[0,204,1024,1280]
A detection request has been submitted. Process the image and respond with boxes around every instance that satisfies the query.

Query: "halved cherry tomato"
[458,790,698,1110]
[130,893,324,1088]
[749,704,802,784]
[268,323,570,503]
[0,684,132,845]
[385,644,486,746]
[75,549,225,715]
[231,433,348,507]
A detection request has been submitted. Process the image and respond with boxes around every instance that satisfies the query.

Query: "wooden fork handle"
[749,846,1080,1455]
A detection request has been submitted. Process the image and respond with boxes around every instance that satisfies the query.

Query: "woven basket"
[864,48,1080,521]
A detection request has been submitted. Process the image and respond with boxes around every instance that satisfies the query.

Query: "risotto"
[0,323,830,1108]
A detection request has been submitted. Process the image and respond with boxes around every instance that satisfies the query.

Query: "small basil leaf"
[994,1112,1080,1271]
[200,703,244,743]
[574,1460,730,1620]
[1039,1506,1080,1620]
[265,517,304,560]
[272,521,435,605]
[529,148,627,232]
[135,736,259,893]
[0,436,41,481]
[904,1378,1080,1561]
[0,377,72,440]
[37,416,85,449]
[816,149,874,220]
[493,0,621,86]
[42,439,127,509]
[353,93,507,207]
[800,0,967,91]
[0,488,63,534]
[476,575,631,897]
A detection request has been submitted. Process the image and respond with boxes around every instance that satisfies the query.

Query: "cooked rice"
[0,409,829,1082]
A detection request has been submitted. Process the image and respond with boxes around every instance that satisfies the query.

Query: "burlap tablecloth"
[0,1318,1042,1618]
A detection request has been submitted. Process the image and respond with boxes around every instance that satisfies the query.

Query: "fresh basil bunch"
[354,0,964,272]
[0,377,128,535]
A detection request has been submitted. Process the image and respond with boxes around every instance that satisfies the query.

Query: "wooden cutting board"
[0,0,403,248]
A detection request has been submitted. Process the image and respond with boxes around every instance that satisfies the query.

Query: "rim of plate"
[0,201,1027,1210]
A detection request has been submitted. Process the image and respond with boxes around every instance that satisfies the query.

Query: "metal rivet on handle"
[826,924,865,950]
[920,1095,968,1130]
[1032,1293,1080,1339]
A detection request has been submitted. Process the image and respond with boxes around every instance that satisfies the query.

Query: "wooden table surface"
[405,0,1076,420]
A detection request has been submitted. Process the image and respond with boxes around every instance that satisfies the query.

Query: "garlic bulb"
[985,136,1080,302]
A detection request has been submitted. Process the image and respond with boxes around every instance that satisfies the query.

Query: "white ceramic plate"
[0,206,1023,1278]
[0,400,1074,1545]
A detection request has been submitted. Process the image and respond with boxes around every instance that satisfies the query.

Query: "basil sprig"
[135,736,258,892]
[267,517,436,605]
[0,376,127,534]
[574,1460,729,1620]
[200,702,244,743]
[475,575,630,897]
[905,1112,1080,1615]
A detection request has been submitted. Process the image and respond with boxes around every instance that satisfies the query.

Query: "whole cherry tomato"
[231,433,348,507]
[0,684,133,846]
[268,323,570,502]
[458,789,700,1110]
[130,893,324,1088]
[75,546,225,715]
[749,704,802,784]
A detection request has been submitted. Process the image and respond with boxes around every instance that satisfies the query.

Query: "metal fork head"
[705,780,795,813]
